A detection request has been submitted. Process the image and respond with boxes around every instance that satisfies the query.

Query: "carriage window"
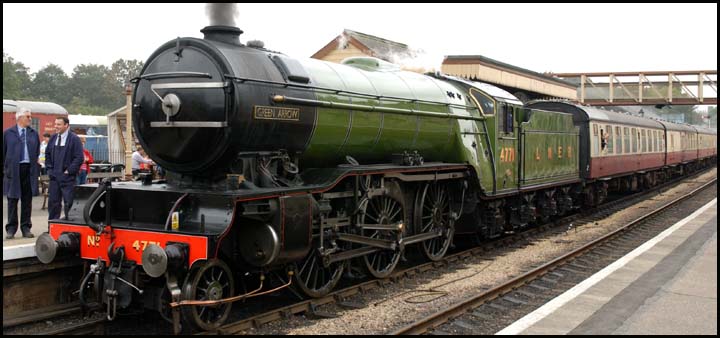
[641,130,647,152]
[649,131,654,152]
[592,124,599,155]
[653,131,657,152]
[670,134,674,151]
[624,127,630,153]
[632,128,638,152]
[606,125,614,154]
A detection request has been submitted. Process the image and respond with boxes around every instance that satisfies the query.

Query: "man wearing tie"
[3,107,40,239]
[45,116,84,221]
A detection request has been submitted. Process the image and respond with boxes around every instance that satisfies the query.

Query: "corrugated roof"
[3,99,68,115]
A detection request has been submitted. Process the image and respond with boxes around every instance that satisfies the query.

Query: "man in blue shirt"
[3,107,40,239]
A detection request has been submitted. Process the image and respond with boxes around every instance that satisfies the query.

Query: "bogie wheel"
[293,234,345,298]
[415,183,454,261]
[360,191,405,278]
[181,259,235,331]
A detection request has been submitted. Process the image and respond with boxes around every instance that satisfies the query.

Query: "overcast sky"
[3,3,717,77]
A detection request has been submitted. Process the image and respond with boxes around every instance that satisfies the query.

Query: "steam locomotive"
[34,24,717,332]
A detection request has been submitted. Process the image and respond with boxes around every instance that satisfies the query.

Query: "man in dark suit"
[45,116,84,221]
[3,107,41,239]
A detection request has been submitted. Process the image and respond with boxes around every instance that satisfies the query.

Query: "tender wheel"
[181,259,235,331]
[361,194,404,278]
[294,233,344,298]
[415,183,454,261]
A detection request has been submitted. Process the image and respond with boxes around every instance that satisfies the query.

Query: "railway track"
[391,175,716,335]
[202,168,716,335]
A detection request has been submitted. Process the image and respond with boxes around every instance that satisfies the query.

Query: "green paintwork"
[519,109,580,186]
[297,58,470,167]
[286,56,579,198]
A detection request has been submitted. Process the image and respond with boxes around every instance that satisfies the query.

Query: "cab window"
[502,104,514,134]
[469,88,495,116]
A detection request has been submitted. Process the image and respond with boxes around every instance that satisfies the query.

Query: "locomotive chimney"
[203,3,242,45]
[201,25,243,46]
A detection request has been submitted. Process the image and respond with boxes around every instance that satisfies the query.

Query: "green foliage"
[111,59,144,86]
[2,52,143,115]
[3,51,32,99]
[65,96,108,116]
[30,64,70,104]
[70,63,124,110]
[706,105,717,128]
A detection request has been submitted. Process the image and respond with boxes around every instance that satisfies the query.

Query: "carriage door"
[497,102,518,191]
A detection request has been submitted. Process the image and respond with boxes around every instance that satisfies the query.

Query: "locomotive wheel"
[361,194,404,278]
[181,259,235,331]
[293,235,344,298]
[159,286,173,323]
[415,183,454,261]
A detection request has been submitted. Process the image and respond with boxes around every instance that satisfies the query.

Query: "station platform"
[3,195,50,261]
[498,198,717,335]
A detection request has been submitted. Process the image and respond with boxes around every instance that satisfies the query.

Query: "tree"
[69,63,124,112]
[110,59,144,86]
[65,96,108,116]
[30,64,70,105]
[3,52,32,99]
[707,105,717,128]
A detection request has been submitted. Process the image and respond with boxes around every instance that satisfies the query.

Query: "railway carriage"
[696,126,717,160]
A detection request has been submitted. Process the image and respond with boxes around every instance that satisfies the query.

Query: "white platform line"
[496,198,717,335]
[3,242,37,261]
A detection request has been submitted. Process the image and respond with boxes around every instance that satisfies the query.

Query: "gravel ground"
[3,310,105,335]
[240,168,716,335]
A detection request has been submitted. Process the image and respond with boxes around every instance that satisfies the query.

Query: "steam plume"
[206,3,238,26]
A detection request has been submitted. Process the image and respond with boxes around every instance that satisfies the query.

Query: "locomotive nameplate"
[253,106,300,121]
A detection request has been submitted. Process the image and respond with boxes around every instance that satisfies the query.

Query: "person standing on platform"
[39,133,50,175]
[77,136,94,185]
[3,107,40,239]
[45,116,84,220]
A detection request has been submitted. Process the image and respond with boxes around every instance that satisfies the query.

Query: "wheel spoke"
[304,255,316,286]
[389,205,402,220]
